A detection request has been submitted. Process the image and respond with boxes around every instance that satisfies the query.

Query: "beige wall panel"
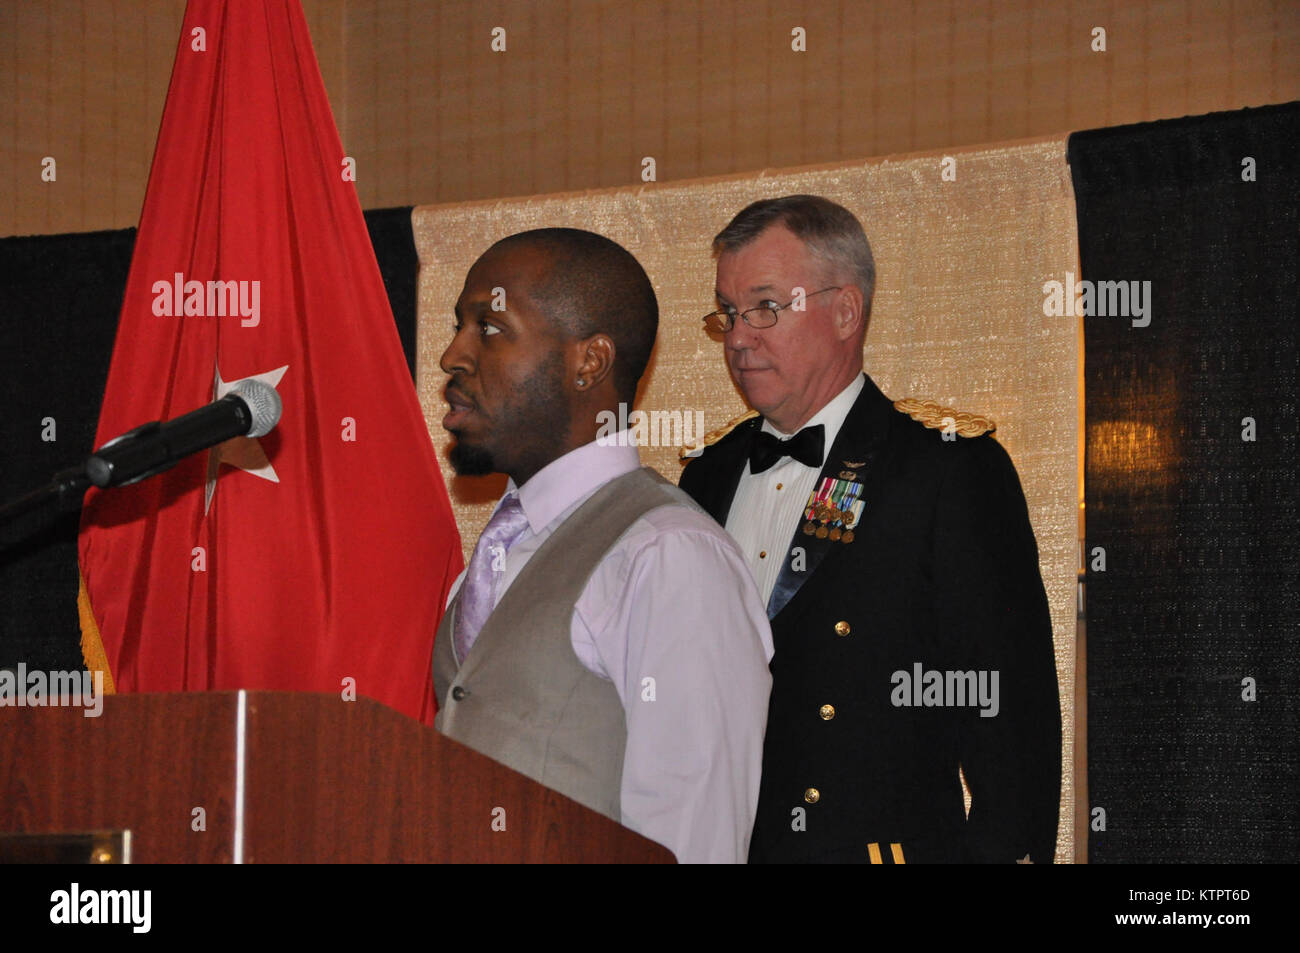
[412,136,1080,860]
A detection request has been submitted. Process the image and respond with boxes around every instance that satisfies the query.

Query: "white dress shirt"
[725,374,866,608]
[446,437,774,863]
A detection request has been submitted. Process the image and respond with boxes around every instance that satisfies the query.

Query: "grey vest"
[433,466,697,821]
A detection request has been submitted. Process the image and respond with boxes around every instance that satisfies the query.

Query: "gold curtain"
[413,135,1080,862]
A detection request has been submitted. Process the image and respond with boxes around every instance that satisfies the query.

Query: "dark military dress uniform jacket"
[679,373,1062,863]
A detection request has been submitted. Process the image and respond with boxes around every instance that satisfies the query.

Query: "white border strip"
[122,829,132,864]
[233,690,247,864]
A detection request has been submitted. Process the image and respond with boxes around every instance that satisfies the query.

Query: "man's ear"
[573,333,616,391]
[833,286,866,341]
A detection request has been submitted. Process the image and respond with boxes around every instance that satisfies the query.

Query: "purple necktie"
[453,493,530,663]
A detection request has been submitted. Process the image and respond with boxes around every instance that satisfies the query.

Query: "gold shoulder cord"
[679,409,760,462]
[893,398,996,438]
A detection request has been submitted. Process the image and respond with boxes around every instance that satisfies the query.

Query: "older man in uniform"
[679,195,1061,863]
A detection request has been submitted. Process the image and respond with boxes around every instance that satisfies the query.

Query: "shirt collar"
[761,372,866,457]
[503,437,641,535]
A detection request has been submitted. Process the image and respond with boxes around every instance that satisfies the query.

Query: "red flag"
[77,0,462,724]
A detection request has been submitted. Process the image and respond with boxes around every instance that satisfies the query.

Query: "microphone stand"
[0,466,92,525]
[2,386,277,528]
[1,417,213,527]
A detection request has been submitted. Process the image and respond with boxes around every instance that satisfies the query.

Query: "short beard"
[448,439,496,476]
[445,350,570,482]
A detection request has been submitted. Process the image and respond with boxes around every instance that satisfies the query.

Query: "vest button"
[804,787,821,804]
[819,704,835,720]
[834,620,851,636]
[451,686,468,701]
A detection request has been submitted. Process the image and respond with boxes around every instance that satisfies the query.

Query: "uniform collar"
[761,372,866,461]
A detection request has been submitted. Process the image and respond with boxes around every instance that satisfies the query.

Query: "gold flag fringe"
[78,571,117,695]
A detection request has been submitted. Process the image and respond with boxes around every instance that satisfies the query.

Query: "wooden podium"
[0,692,674,863]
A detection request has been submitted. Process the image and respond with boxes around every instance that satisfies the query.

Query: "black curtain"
[1071,103,1299,862]
[0,207,421,674]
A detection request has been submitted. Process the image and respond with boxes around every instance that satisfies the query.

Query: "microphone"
[85,379,283,489]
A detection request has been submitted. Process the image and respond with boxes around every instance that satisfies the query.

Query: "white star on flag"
[204,363,288,514]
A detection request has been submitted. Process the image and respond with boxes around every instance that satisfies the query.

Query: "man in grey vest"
[434,227,774,863]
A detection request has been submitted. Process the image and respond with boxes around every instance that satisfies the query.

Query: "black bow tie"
[749,425,825,474]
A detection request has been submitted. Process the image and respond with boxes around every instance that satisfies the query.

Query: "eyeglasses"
[702,287,842,333]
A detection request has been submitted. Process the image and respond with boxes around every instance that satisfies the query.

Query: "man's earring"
[576,378,586,388]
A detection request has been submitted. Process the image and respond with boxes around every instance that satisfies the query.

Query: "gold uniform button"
[834,620,851,636]
[804,787,821,804]
[819,704,835,720]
